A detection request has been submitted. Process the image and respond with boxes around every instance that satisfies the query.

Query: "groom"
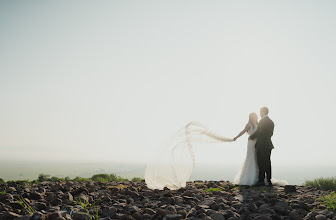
[249,107,274,186]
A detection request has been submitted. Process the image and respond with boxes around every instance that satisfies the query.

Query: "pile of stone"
[0,180,335,220]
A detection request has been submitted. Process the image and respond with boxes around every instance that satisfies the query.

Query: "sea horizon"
[1,160,334,186]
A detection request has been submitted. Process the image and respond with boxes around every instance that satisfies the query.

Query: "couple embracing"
[233,107,286,186]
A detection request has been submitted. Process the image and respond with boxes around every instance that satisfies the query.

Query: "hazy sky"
[1,1,336,168]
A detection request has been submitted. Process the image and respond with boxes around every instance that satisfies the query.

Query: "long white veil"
[145,122,233,190]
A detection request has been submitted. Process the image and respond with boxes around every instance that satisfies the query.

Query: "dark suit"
[250,116,274,184]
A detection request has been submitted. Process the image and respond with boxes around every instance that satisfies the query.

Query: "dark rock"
[29,192,43,200]
[160,197,175,204]
[289,211,302,220]
[72,188,89,196]
[0,211,22,220]
[131,212,141,220]
[102,207,116,217]
[51,184,64,192]
[157,208,167,217]
[141,213,151,219]
[210,211,225,220]
[35,202,47,211]
[9,201,23,209]
[46,212,62,220]
[163,214,183,220]
[315,215,327,220]
[15,215,32,220]
[206,209,216,216]
[258,206,275,215]
[222,209,235,219]
[163,191,173,197]
[32,212,45,220]
[249,204,258,212]
[50,198,62,206]
[201,199,215,207]
[37,188,46,194]
[61,193,73,202]
[72,212,92,220]
[284,185,297,193]
[304,211,317,220]
[298,201,311,211]
[144,208,155,215]
[273,205,286,215]
[166,205,176,214]
[0,194,14,203]
[253,215,272,220]
[177,210,186,217]
[182,191,194,197]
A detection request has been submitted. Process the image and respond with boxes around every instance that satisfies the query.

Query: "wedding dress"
[233,124,259,185]
[234,124,288,186]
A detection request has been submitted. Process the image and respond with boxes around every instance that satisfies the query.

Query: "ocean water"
[0,160,334,186]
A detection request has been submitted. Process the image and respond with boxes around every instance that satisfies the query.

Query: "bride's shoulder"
[245,124,252,130]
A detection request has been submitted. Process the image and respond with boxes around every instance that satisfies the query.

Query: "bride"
[232,113,260,186]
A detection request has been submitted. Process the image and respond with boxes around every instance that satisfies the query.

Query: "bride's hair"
[248,113,258,129]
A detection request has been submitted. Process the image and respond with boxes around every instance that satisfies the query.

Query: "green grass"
[131,177,143,182]
[91,174,128,182]
[75,198,90,210]
[259,188,267,193]
[206,187,222,192]
[232,185,247,191]
[304,177,336,191]
[0,189,6,194]
[74,198,100,220]
[0,173,137,184]
[319,192,336,212]
[15,196,35,215]
[73,176,91,182]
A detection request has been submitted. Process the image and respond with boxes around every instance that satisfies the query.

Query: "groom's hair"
[261,107,269,115]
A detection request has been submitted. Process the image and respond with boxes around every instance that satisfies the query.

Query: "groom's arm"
[250,121,263,140]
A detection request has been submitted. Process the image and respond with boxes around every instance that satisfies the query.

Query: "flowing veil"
[145,122,233,190]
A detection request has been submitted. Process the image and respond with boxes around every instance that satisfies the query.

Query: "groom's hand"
[248,136,251,140]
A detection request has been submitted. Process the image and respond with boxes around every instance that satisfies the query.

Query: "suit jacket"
[250,116,274,150]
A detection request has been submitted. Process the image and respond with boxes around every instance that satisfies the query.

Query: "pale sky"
[1,1,335,168]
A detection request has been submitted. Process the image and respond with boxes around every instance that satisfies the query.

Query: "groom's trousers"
[256,148,272,183]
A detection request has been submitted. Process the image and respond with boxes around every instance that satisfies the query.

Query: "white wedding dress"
[234,124,288,186]
[233,124,259,185]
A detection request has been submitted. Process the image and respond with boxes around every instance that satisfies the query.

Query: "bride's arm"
[233,124,251,141]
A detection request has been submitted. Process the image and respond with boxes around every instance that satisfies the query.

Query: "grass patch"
[131,177,143,182]
[15,196,35,215]
[232,185,248,191]
[304,177,336,191]
[74,198,100,220]
[206,187,222,193]
[259,188,266,193]
[319,192,336,212]
[0,173,136,184]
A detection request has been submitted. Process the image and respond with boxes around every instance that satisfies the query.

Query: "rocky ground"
[0,180,335,220]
